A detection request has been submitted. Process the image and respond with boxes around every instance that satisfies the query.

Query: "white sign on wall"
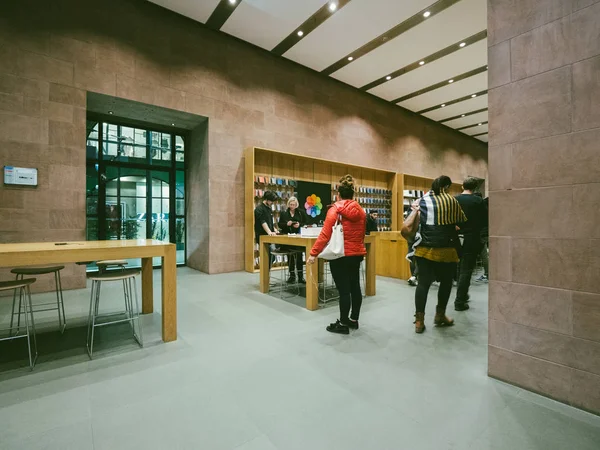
[4,166,38,186]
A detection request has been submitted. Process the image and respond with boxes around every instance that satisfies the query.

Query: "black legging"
[415,256,456,313]
[329,256,363,323]
[288,251,304,277]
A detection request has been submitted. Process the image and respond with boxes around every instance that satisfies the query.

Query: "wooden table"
[0,240,177,342]
[259,235,376,310]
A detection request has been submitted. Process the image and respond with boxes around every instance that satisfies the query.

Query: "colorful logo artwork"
[304,194,323,218]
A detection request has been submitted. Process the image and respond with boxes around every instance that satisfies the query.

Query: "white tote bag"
[318,214,345,260]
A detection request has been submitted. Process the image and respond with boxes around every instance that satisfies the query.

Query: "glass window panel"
[87,121,99,140]
[86,139,98,160]
[121,126,134,142]
[175,135,184,151]
[176,217,185,264]
[105,196,122,239]
[176,171,185,198]
[133,145,146,159]
[105,142,118,156]
[151,198,169,242]
[175,152,184,162]
[104,123,118,142]
[176,199,184,216]
[86,218,98,241]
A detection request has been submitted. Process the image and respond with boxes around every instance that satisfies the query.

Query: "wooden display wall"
[245,147,400,273]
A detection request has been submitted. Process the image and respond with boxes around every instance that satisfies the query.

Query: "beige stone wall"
[0,0,487,286]
[488,0,600,414]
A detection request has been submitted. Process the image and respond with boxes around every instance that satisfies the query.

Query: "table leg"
[305,244,318,311]
[365,242,376,296]
[259,239,270,293]
[161,245,177,342]
[141,257,154,314]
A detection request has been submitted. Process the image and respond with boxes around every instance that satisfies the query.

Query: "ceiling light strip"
[417,89,488,114]
[439,108,488,124]
[321,0,462,76]
[456,121,488,131]
[361,29,487,91]
[391,65,488,104]
[206,0,243,30]
[272,0,352,56]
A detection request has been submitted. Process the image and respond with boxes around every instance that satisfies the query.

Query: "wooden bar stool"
[86,268,143,358]
[1,278,38,370]
[269,249,300,299]
[10,265,66,334]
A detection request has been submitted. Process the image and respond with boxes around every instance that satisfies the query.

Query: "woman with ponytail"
[402,175,466,333]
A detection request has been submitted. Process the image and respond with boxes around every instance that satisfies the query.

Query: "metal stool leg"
[56,270,67,333]
[21,285,37,370]
[10,276,19,336]
[27,285,38,368]
[131,277,143,347]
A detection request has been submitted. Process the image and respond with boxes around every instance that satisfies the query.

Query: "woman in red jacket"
[308,175,366,335]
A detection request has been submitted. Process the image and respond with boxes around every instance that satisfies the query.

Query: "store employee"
[278,196,306,283]
[254,190,278,267]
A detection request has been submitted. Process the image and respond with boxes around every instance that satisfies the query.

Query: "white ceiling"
[148,0,488,144]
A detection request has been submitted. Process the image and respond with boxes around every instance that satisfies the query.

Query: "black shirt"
[366,215,379,234]
[278,208,305,234]
[254,202,274,241]
[455,194,487,237]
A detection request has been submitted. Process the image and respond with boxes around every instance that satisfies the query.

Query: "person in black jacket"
[254,190,278,268]
[454,178,487,311]
[278,196,306,283]
[365,210,379,235]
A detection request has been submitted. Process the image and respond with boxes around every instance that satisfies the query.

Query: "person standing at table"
[307,175,366,335]
[365,209,379,235]
[254,191,278,268]
[278,196,306,284]
[402,175,466,334]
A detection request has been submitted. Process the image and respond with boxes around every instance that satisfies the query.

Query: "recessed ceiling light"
[386,76,392,80]
[297,30,304,37]
[459,42,466,48]
[448,79,454,83]
[423,11,431,18]
[347,56,353,61]
[171,123,175,126]
[441,104,446,107]
[108,111,113,114]
[419,61,425,65]
[471,94,477,98]
[461,114,465,117]
[228,0,236,4]
[478,123,482,126]
[328,2,337,12]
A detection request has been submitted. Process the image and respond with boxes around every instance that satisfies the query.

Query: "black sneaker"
[455,302,470,311]
[287,276,296,284]
[298,278,306,284]
[326,320,349,335]
[347,319,359,330]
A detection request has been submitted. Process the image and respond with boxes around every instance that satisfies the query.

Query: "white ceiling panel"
[222,0,328,50]
[368,40,488,101]
[148,0,221,24]
[399,71,488,112]
[283,0,432,72]
[476,135,488,142]
[422,94,488,121]
[462,124,488,136]
[444,111,489,129]
[331,0,487,87]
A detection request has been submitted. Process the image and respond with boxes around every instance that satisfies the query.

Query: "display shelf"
[245,147,400,273]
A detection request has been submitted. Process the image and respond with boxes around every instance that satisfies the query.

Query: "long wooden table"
[259,235,376,310]
[0,240,177,342]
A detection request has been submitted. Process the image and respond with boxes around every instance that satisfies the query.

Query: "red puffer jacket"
[310,200,367,257]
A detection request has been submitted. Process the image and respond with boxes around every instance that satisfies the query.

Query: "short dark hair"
[263,191,277,202]
[338,174,356,200]
[369,209,377,215]
[431,175,452,195]
[463,177,480,191]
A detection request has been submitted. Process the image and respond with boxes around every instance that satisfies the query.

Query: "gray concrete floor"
[0,268,599,450]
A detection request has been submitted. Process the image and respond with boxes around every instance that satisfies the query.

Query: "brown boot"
[434,306,454,327]
[414,312,426,334]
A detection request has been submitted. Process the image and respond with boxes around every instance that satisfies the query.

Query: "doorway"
[86,120,186,265]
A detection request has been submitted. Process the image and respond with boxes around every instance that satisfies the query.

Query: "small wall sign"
[4,166,38,186]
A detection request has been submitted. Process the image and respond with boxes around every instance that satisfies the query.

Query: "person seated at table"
[278,196,306,283]
[365,209,379,235]
[254,190,278,268]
